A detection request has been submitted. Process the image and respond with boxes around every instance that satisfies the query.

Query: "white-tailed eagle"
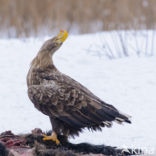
[27,30,131,145]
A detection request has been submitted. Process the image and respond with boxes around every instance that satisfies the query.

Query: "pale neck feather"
[31,51,53,68]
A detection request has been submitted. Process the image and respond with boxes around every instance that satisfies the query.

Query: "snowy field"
[0,32,156,154]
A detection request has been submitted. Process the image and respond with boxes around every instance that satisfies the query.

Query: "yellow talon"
[43,132,60,145]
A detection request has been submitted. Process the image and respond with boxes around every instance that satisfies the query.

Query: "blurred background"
[0,0,155,38]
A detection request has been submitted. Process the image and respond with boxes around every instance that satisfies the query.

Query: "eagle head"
[30,30,68,68]
[39,30,68,54]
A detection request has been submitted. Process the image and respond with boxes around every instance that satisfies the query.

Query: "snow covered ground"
[0,32,156,154]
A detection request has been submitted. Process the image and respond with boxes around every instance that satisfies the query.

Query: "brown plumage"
[27,30,131,143]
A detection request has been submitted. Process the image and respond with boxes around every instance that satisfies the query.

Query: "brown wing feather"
[28,72,131,132]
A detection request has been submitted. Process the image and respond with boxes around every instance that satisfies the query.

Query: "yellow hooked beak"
[56,30,68,43]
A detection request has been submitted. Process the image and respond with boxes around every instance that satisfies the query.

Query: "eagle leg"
[43,131,60,145]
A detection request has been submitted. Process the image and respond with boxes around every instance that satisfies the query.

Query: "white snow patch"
[0,33,156,150]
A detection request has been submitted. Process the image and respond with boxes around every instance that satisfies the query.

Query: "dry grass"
[0,0,156,37]
[86,30,156,59]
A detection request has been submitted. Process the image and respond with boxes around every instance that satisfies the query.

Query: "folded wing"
[28,73,131,131]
